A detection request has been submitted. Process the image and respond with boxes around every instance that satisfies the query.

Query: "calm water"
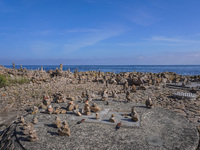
[3,65,200,76]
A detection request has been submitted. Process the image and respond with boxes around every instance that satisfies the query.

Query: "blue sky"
[0,0,200,65]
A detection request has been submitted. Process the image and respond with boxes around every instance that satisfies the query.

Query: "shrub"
[0,74,7,88]
[0,75,30,88]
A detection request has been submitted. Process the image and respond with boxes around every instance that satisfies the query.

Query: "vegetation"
[0,74,30,88]
[0,74,7,88]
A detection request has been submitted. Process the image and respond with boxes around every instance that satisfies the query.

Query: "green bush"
[0,74,30,88]
[0,74,7,88]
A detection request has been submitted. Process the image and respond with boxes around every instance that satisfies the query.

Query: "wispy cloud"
[62,25,126,54]
[29,28,99,35]
[27,25,127,58]
[148,36,200,44]
[127,9,160,26]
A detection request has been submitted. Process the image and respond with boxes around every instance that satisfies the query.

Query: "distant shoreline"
[1,64,200,76]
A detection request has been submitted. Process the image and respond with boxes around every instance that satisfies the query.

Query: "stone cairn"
[31,106,39,115]
[32,117,38,124]
[101,90,108,101]
[67,101,75,111]
[47,105,54,114]
[54,106,61,114]
[130,107,139,122]
[12,61,15,69]
[53,92,65,103]
[90,103,101,113]
[86,90,92,102]
[42,95,51,109]
[95,113,100,119]
[73,103,81,116]
[54,105,67,114]
[109,114,116,123]
[126,91,131,102]
[112,90,118,98]
[83,101,91,115]
[58,121,71,136]
[59,64,63,71]
[19,118,39,142]
[41,66,43,71]
[19,115,25,125]
[123,81,128,91]
[21,122,33,135]
[132,85,136,92]
[54,116,62,128]
[28,129,39,142]
[78,75,82,84]
[145,97,154,109]
[73,108,82,116]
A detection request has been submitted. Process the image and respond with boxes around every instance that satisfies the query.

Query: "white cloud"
[148,36,200,44]
[62,26,126,54]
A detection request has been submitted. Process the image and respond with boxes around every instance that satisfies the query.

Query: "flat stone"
[15,102,199,150]
[146,136,163,147]
[173,92,197,100]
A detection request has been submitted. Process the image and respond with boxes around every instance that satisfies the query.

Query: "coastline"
[2,64,200,75]
[0,64,200,149]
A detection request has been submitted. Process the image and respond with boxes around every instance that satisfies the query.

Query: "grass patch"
[0,74,7,88]
[0,74,30,88]
[0,74,8,88]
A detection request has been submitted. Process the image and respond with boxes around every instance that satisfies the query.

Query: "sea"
[2,65,200,76]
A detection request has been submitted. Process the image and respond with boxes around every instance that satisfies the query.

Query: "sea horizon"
[2,64,200,76]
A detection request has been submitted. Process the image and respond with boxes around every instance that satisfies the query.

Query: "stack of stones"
[90,103,101,113]
[53,92,65,103]
[131,107,139,122]
[54,116,62,128]
[67,101,75,111]
[145,97,154,109]
[58,121,71,136]
[83,101,91,115]
[101,90,108,101]
[41,95,51,109]
[109,114,116,123]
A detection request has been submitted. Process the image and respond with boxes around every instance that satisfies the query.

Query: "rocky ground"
[0,65,200,149]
